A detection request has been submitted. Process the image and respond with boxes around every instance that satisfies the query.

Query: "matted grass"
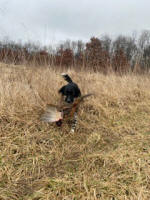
[0,63,150,200]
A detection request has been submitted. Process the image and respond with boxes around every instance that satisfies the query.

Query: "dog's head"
[59,82,81,104]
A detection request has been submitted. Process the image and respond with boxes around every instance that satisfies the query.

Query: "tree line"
[1,30,150,73]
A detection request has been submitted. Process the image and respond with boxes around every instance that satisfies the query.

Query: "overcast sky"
[0,0,150,46]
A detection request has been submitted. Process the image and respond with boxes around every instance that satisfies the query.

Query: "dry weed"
[0,63,150,199]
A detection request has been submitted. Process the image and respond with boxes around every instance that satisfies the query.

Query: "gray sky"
[0,0,150,46]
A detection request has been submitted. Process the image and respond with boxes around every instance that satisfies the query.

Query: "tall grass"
[0,62,150,199]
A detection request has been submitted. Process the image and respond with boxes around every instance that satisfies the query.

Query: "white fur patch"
[61,73,67,76]
[70,128,75,133]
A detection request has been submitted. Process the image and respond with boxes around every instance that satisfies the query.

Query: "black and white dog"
[58,73,81,132]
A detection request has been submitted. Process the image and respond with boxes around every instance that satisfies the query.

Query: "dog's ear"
[74,87,81,97]
[58,86,65,95]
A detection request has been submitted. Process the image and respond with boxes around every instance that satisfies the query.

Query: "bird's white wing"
[41,105,63,122]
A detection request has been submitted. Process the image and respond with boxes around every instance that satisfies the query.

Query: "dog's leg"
[70,112,78,133]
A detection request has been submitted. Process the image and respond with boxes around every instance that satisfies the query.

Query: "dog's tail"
[61,73,73,83]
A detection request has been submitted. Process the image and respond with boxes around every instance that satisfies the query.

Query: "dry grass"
[0,63,150,200]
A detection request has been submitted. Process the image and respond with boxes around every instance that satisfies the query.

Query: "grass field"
[0,63,150,200]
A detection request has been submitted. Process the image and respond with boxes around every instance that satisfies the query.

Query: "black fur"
[59,74,81,104]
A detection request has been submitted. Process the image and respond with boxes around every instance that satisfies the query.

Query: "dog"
[40,74,93,132]
[59,73,81,103]
[58,73,81,132]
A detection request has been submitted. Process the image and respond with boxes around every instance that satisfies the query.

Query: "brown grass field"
[0,63,150,200]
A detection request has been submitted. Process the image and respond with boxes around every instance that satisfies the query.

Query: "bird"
[40,94,93,129]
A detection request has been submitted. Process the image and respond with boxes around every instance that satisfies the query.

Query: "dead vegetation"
[0,63,150,199]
